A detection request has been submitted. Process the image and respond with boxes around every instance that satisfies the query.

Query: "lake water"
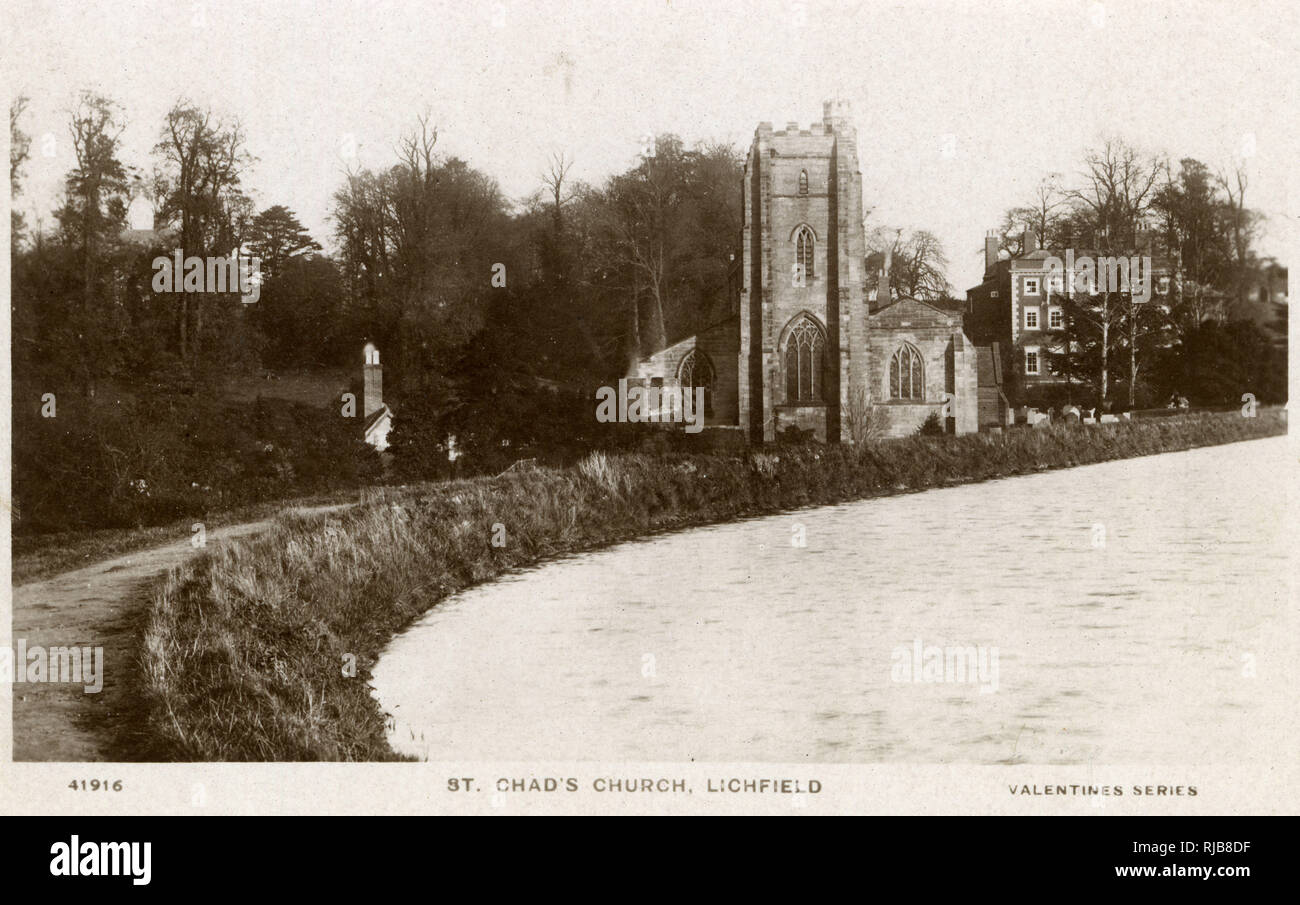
[370,437,1292,764]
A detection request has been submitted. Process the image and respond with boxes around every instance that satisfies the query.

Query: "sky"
[4,0,1296,292]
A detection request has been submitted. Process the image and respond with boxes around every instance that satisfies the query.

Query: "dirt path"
[10,504,351,761]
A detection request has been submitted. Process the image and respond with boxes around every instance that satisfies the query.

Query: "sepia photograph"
[1,0,1296,829]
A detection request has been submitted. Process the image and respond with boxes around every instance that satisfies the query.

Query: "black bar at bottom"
[6,817,1286,891]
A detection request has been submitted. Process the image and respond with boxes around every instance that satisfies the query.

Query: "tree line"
[9,93,743,528]
[991,138,1285,410]
[9,94,1285,530]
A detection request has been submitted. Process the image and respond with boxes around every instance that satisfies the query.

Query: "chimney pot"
[878,247,892,304]
[363,342,383,418]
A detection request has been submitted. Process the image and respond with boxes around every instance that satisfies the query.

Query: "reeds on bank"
[135,410,1286,761]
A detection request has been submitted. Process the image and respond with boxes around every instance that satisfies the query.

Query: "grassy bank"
[12,486,390,585]
[134,410,1285,761]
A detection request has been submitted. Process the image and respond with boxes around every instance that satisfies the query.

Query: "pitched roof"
[363,404,390,434]
[869,295,960,320]
[645,312,740,361]
[976,343,1003,387]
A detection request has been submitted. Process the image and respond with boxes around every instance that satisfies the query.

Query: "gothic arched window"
[678,349,715,416]
[784,315,826,403]
[890,345,924,400]
[798,169,809,195]
[678,349,714,392]
[794,224,815,284]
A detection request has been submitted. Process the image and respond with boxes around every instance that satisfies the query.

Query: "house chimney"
[984,230,999,274]
[1024,226,1038,255]
[878,247,892,304]
[362,342,383,418]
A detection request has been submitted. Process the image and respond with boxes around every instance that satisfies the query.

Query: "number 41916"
[69,779,123,791]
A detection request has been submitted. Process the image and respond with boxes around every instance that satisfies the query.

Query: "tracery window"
[677,349,715,416]
[889,344,924,400]
[784,315,825,403]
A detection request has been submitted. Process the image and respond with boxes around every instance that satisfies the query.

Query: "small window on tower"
[798,170,808,195]
[794,225,815,282]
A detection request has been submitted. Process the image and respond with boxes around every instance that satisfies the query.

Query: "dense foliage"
[10,95,1285,535]
[997,144,1286,411]
[11,97,744,531]
[13,390,380,533]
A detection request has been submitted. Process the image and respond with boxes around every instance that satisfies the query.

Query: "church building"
[638,101,986,442]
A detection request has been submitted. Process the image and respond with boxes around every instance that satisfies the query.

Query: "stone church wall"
[868,302,978,437]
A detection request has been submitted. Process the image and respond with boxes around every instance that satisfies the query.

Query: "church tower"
[739,101,868,443]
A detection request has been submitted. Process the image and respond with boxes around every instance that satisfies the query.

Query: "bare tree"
[1059,139,1166,406]
[866,227,949,300]
[154,100,253,359]
[1216,164,1258,312]
[10,94,31,194]
[1065,138,1164,247]
[842,384,886,444]
[10,94,32,247]
[999,173,1066,253]
[540,150,575,231]
[1153,158,1233,336]
[53,92,131,397]
[586,136,685,363]
[397,109,437,185]
[331,111,510,378]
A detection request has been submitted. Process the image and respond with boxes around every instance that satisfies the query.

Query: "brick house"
[965,229,1172,407]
